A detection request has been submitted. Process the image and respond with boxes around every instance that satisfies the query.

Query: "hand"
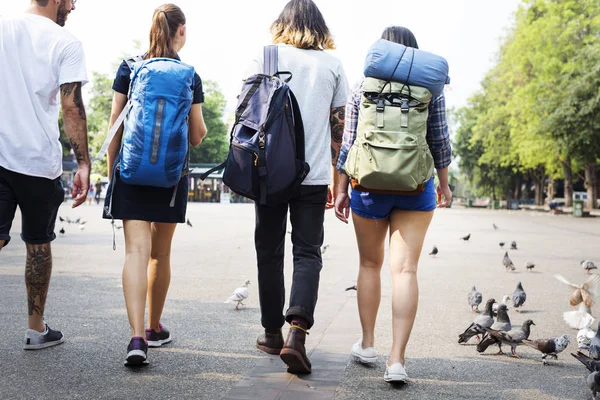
[334,192,350,223]
[71,165,90,208]
[436,184,453,208]
[325,185,335,210]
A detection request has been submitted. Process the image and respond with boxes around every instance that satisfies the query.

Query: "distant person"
[94,180,102,204]
[334,27,452,383]
[88,185,94,205]
[248,0,349,375]
[103,3,207,366]
[0,0,90,349]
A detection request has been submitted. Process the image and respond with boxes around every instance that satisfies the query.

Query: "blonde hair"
[147,4,186,59]
[270,0,335,50]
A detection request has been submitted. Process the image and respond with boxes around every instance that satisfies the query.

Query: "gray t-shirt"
[247,44,349,185]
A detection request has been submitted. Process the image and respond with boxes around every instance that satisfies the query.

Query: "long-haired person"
[334,26,452,383]
[104,4,207,365]
[248,0,349,374]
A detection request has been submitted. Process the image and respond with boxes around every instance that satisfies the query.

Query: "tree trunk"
[563,157,573,207]
[514,175,522,200]
[534,175,545,206]
[585,163,598,209]
[547,177,555,202]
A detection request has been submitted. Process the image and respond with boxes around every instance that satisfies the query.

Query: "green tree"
[189,80,229,164]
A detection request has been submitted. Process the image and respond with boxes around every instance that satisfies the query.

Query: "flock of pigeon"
[453,224,600,397]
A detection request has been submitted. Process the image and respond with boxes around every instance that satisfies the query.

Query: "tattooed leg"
[0,240,5,251]
[25,243,53,332]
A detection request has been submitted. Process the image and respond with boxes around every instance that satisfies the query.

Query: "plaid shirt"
[336,80,452,173]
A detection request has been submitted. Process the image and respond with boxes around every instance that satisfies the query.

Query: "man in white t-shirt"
[0,0,90,350]
[248,0,349,375]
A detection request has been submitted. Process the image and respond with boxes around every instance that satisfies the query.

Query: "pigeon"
[582,260,598,275]
[345,285,357,291]
[476,304,512,353]
[79,220,87,225]
[521,335,570,365]
[79,225,85,231]
[458,299,495,344]
[429,245,438,257]
[511,241,518,250]
[186,218,193,227]
[59,227,65,235]
[460,233,471,241]
[480,320,535,357]
[512,282,527,312]
[555,274,600,308]
[225,280,250,310]
[503,252,515,272]
[525,261,535,271]
[499,242,505,248]
[564,303,595,330]
[588,371,600,399]
[468,286,483,312]
[590,321,600,360]
[321,244,329,254]
[59,216,65,222]
[492,296,511,317]
[572,351,600,372]
[491,304,512,332]
[578,326,596,350]
[287,230,292,235]
[493,223,498,230]
[75,217,81,224]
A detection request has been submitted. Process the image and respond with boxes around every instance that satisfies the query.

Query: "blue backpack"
[117,57,194,188]
[201,46,309,205]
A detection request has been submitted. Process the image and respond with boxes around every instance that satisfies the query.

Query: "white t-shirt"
[0,14,88,180]
[247,44,349,185]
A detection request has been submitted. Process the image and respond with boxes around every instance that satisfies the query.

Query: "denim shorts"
[350,178,436,220]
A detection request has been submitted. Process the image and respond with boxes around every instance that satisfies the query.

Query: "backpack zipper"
[151,99,165,164]
[232,142,259,166]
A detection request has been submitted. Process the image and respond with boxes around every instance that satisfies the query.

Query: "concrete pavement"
[1,202,599,399]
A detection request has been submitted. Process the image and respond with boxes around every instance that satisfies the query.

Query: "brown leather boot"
[280,324,311,374]
[256,329,284,355]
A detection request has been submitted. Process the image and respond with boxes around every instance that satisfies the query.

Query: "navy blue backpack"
[201,46,309,205]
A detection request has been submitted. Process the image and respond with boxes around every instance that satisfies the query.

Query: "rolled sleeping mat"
[363,39,450,98]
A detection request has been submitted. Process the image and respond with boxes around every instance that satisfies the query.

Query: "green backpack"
[343,77,434,192]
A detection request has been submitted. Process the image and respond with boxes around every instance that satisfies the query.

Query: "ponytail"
[146,4,186,59]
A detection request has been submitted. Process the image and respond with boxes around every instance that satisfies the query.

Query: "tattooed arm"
[327,106,346,209]
[61,82,90,208]
[330,106,345,167]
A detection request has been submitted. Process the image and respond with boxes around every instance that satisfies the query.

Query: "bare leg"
[147,222,177,331]
[25,243,53,332]
[0,240,6,249]
[123,220,152,338]
[388,210,434,366]
[350,212,388,348]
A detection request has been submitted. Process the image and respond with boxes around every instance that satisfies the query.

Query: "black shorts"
[102,169,188,223]
[0,166,64,248]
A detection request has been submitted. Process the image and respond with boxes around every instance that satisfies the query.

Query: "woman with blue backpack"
[334,26,452,383]
[103,3,207,366]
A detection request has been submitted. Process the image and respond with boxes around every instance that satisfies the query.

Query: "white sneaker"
[384,362,408,383]
[351,339,378,364]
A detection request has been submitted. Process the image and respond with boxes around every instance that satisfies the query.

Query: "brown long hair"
[146,4,186,59]
[271,0,335,50]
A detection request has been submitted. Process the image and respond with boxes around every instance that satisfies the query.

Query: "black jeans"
[254,185,328,330]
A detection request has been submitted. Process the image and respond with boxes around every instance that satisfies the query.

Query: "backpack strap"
[288,91,305,162]
[125,55,144,71]
[264,45,278,76]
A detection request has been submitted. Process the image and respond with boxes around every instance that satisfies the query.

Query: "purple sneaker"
[125,336,148,366]
[145,323,171,348]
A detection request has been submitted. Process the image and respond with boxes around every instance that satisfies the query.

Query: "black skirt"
[102,170,188,223]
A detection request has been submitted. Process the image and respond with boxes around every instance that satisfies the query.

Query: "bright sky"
[3,0,522,117]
